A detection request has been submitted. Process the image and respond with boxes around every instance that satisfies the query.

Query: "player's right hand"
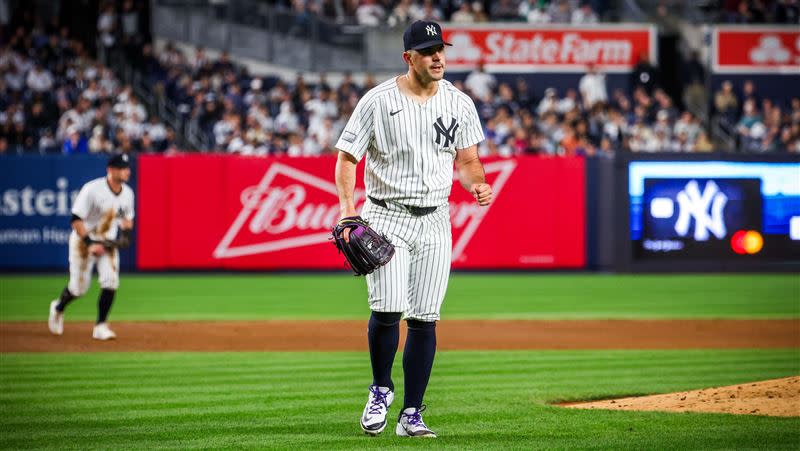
[89,243,105,256]
[339,210,359,243]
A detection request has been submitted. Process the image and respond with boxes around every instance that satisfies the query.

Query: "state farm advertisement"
[713,26,800,73]
[442,24,656,72]
[136,155,585,270]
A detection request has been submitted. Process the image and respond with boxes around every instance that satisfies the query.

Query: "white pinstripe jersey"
[335,77,484,207]
[71,177,135,241]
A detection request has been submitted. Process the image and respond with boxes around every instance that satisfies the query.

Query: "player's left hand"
[469,183,492,206]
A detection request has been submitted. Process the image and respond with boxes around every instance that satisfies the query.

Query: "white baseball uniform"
[336,77,484,320]
[68,177,135,296]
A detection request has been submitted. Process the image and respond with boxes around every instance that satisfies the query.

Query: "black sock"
[368,311,402,391]
[97,289,116,324]
[403,319,437,410]
[56,287,76,312]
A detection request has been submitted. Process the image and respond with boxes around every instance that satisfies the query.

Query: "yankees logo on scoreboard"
[639,178,762,258]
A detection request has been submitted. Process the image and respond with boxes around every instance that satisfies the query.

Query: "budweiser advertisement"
[713,26,800,74]
[441,24,656,72]
[137,155,585,270]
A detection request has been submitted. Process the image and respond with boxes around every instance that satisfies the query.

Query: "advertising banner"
[628,161,800,261]
[0,155,136,270]
[712,26,800,74]
[441,24,656,72]
[137,155,585,270]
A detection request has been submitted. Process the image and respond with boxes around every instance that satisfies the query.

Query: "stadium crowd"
[146,42,800,156]
[0,19,176,155]
[2,0,799,157]
[320,0,608,26]
[259,0,798,26]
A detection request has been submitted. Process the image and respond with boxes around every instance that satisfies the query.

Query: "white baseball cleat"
[48,300,64,335]
[92,322,117,340]
[396,405,436,438]
[360,385,394,436]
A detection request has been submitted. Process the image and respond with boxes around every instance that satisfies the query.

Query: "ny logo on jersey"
[433,116,459,148]
[426,25,437,36]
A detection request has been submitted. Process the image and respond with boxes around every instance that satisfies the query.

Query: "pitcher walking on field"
[334,20,492,437]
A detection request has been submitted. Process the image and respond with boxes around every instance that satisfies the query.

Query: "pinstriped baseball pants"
[361,198,452,321]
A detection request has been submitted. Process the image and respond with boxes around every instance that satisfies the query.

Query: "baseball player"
[47,153,135,340]
[334,20,492,437]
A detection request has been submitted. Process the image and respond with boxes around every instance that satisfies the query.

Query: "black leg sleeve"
[368,311,402,391]
[96,289,116,324]
[56,287,76,312]
[402,319,437,410]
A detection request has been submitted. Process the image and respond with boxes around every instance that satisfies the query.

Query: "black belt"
[368,196,437,216]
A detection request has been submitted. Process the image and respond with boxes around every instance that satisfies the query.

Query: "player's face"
[410,45,446,82]
[110,167,131,183]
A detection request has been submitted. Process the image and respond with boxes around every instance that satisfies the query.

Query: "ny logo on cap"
[426,25,437,36]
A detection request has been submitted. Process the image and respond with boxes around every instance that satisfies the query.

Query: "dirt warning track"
[2,319,798,352]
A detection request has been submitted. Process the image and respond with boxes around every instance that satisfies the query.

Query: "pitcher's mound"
[561,376,800,417]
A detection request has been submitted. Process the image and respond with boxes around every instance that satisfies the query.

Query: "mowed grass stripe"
[2,274,797,320]
[1,350,798,450]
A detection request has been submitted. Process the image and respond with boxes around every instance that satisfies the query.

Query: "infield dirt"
[561,376,800,417]
[2,319,798,352]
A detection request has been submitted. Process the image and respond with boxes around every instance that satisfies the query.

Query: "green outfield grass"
[1,273,798,321]
[1,349,798,450]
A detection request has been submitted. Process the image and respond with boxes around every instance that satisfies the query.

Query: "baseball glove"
[86,230,131,249]
[331,216,395,276]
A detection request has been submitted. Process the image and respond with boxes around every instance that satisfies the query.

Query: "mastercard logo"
[731,230,764,255]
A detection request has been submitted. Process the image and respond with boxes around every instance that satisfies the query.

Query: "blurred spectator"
[520,0,551,23]
[410,0,444,21]
[96,3,116,62]
[557,89,579,115]
[736,99,764,151]
[387,0,414,27]
[491,0,522,21]
[471,1,490,21]
[450,2,476,23]
[537,88,559,116]
[26,63,54,93]
[356,0,386,26]
[63,126,88,154]
[571,2,599,23]
[714,80,739,120]
[579,64,608,110]
[682,51,706,116]
[548,0,573,23]
[774,0,800,23]
[464,61,497,102]
[630,52,659,94]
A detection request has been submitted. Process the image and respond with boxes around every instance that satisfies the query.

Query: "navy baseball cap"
[403,20,452,51]
[107,153,131,169]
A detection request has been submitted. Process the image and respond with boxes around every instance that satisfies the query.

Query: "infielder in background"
[48,153,135,340]
[334,20,492,437]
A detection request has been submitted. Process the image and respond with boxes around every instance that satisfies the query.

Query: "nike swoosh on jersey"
[390,109,403,116]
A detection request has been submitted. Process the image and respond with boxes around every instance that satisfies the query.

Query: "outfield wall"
[135,154,585,270]
[3,153,798,272]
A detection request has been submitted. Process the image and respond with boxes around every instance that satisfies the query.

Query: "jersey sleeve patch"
[341,131,357,143]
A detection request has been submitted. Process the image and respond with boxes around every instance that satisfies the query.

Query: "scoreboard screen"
[628,161,800,261]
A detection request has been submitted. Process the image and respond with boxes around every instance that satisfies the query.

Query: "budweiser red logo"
[450,160,516,261]
[214,163,365,259]
[214,160,516,260]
